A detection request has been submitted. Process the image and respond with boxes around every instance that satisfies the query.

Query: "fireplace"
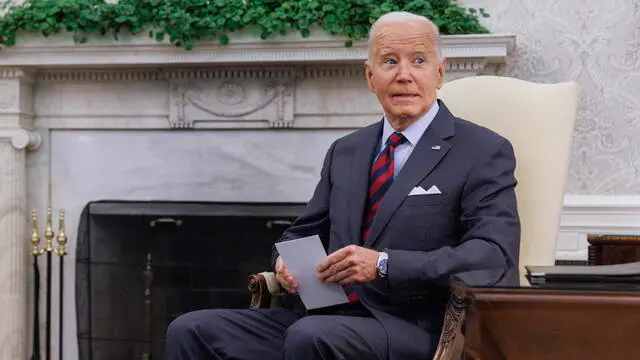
[75,200,304,359]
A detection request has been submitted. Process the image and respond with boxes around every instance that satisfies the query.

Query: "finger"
[280,271,298,290]
[323,266,355,284]
[277,262,290,278]
[317,246,351,272]
[337,271,368,286]
[276,271,288,284]
[277,275,296,293]
[286,274,298,288]
[318,257,353,281]
[275,259,285,274]
[282,282,295,293]
[317,247,349,271]
[282,269,297,286]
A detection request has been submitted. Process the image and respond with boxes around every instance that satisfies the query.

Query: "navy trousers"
[166,307,388,360]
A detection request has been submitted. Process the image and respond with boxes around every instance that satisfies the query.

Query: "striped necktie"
[344,131,406,304]
[361,131,407,242]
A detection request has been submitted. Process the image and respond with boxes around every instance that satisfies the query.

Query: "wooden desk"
[588,234,640,265]
[435,280,640,360]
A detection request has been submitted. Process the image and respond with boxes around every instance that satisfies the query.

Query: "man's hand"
[275,256,298,293]
[316,245,379,286]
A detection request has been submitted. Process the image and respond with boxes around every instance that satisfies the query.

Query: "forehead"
[372,21,436,55]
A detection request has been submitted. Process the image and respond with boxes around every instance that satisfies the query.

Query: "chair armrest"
[432,290,467,360]
[248,271,282,309]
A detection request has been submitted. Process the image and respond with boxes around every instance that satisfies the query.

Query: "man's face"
[365,21,445,129]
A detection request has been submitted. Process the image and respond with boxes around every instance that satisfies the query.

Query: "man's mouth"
[391,93,419,99]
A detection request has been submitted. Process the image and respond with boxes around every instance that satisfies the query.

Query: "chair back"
[438,76,579,284]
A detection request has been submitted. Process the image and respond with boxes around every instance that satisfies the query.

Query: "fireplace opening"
[75,200,305,360]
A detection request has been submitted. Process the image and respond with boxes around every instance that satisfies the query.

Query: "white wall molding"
[556,195,640,261]
[0,32,514,68]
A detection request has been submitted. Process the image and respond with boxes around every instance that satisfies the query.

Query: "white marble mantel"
[0,31,514,360]
[0,30,514,68]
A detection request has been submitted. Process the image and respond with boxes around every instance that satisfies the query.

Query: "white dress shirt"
[376,101,440,178]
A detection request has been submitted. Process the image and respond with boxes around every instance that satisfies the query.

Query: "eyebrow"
[378,49,395,58]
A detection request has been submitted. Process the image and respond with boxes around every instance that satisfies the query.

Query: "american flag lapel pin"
[431,145,441,150]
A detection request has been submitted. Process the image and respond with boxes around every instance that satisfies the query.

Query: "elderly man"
[167,10,520,360]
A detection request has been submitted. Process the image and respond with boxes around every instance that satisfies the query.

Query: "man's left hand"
[317,245,379,286]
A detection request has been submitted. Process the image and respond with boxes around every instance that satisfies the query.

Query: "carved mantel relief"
[169,69,294,129]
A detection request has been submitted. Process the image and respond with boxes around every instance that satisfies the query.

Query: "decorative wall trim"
[168,76,293,129]
[299,66,365,79]
[0,33,515,68]
[36,62,498,82]
[446,59,486,72]
[37,66,363,82]
[0,67,35,82]
[36,60,507,131]
[38,70,164,82]
[556,195,640,261]
[165,68,296,80]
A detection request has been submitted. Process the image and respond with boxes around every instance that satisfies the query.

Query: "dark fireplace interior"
[75,200,304,360]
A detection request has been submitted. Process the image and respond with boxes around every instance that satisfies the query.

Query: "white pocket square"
[408,185,442,196]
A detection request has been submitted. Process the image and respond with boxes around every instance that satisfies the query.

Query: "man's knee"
[166,309,225,343]
[284,317,332,352]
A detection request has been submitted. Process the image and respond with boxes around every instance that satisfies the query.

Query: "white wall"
[557,195,640,261]
[462,0,640,195]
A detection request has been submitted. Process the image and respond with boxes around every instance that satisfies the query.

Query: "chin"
[389,109,422,120]
[386,114,420,127]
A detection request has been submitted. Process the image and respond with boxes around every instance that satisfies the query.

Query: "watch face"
[379,258,388,275]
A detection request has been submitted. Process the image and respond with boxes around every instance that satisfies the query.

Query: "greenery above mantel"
[0,0,490,50]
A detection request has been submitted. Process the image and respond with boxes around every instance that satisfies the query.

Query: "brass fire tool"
[54,210,67,360]
[30,207,66,360]
[30,210,42,360]
[142,253,153,360]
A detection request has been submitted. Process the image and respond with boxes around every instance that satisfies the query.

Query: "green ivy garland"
[0,0,490,50]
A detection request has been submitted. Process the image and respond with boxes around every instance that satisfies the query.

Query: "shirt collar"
[381,100,440,148]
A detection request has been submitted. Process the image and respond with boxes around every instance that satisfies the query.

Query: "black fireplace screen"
[75,201,303,360]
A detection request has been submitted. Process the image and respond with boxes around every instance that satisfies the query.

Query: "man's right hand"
[275,256,298,293]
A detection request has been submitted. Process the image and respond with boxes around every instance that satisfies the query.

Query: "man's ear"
[436,58,446,89]
[365,61,375,92]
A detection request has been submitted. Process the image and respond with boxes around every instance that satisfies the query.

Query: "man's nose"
[395,62,413,82]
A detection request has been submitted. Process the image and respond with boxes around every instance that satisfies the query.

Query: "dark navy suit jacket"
[273,99,521,359]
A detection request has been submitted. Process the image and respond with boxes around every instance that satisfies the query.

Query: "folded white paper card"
[275,235,349,310]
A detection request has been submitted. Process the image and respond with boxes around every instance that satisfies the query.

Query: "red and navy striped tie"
[362,131,407,242]
[345,131,406,303]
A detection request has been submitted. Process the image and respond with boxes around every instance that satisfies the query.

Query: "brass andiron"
[29,206,67,360]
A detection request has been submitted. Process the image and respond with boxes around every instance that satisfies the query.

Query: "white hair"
[366,11,443,63]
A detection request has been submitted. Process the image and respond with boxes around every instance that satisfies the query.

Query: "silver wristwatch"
[377,252,389,278]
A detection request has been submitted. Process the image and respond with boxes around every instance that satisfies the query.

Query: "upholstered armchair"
[248,76,580,359]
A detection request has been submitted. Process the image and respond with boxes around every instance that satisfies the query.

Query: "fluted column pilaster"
[0,67,40,359]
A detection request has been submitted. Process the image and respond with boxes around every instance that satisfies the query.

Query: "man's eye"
[384,59,397,65]
[415,58,425,64]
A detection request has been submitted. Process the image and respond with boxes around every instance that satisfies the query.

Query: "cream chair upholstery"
[437,76,579,284]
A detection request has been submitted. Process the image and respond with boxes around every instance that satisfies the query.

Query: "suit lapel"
[364,101,456,248]
[348,121,383,245]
